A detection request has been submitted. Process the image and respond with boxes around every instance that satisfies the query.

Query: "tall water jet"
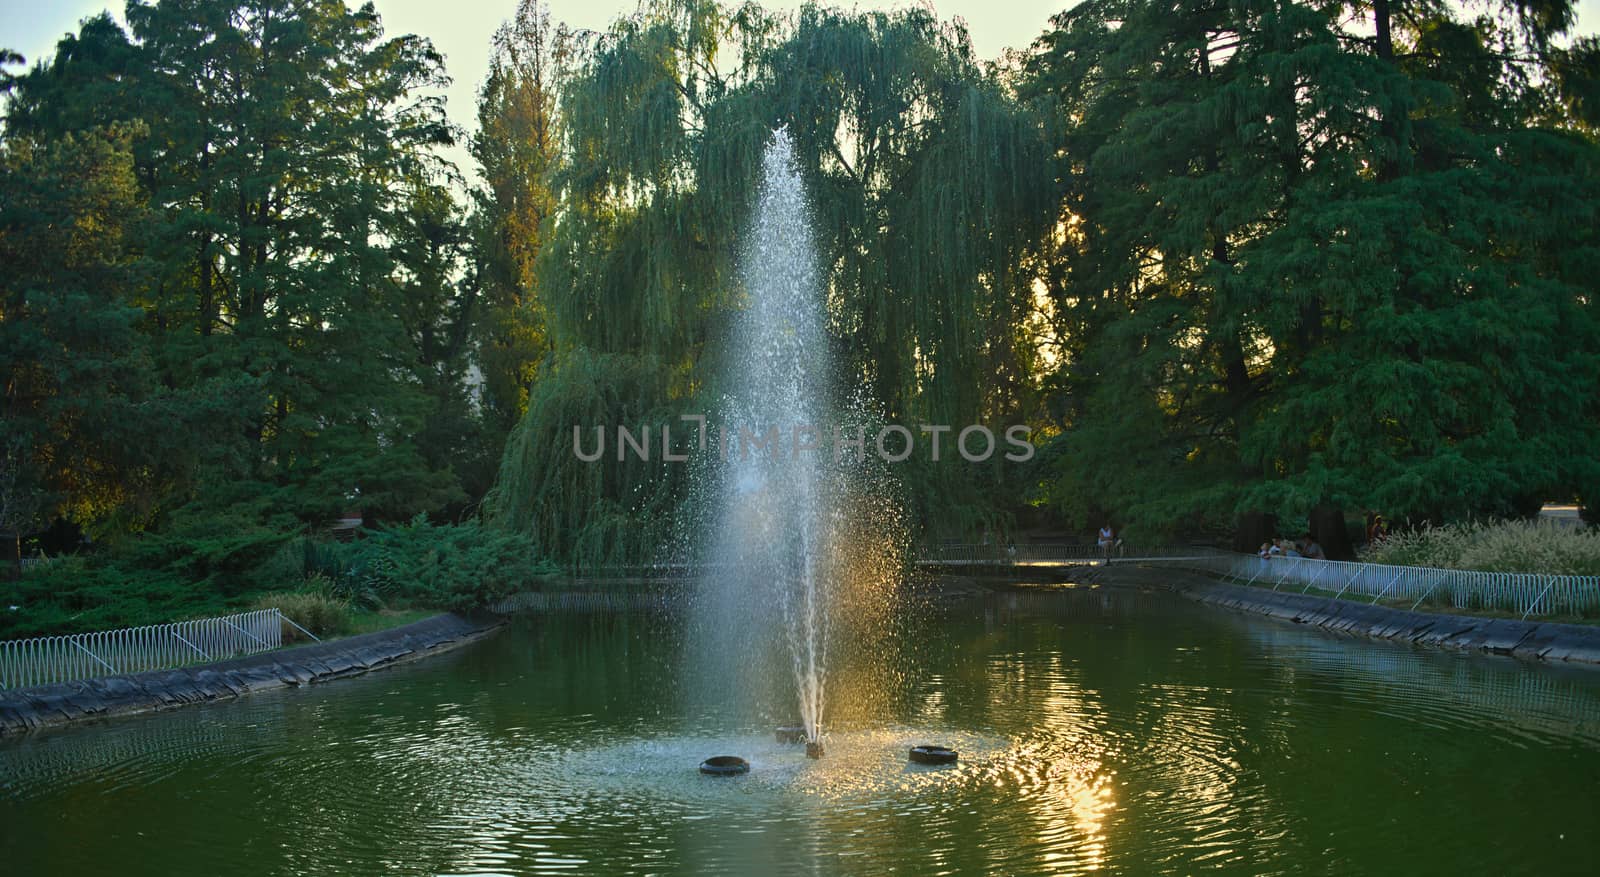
[700,129,835,752]
[687,129,908,760]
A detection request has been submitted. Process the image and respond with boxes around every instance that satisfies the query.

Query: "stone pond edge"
[1149,571,1600,666]
[0,612,504,737]
[10,570,1597,737]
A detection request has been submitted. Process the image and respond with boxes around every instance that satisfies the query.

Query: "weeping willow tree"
[485,0,1059,568]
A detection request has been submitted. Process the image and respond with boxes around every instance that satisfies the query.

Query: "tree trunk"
[1234,511,1277,554]
[1309,504,1355,561]
[1372,0,1407,182]
[1373,0,1393,63]
[4,532,19,582]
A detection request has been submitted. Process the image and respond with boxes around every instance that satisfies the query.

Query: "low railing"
[919,543,1226,564]
[0,608,303,690]
[913,544,1600,619]
[492,590,678,614]
[1146,553,1600,619]
[502,544,1599,622]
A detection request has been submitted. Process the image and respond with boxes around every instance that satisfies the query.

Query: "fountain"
[908,745,959,766]
[698,755,751,776]
[695,129,841,760]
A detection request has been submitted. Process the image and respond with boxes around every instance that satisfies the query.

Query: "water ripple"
[5,590,1600,875]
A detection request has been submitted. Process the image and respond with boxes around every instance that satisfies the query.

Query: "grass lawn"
[346,608,438,636]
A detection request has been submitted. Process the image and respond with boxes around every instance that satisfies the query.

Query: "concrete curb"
[0,612,503,737]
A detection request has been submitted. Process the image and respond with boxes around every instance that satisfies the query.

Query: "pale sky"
[4,0,1599,182]
[0,1,1070,178]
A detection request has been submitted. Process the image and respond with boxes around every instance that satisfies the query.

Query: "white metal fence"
[1152,553,1600,619]
[915,544,1600,619]
[919,543,1226,564]
[0,608,291,690]
[492,590,677,613]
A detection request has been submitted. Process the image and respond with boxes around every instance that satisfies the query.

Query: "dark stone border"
[0,612,502,737]
[1152,571,1600,666]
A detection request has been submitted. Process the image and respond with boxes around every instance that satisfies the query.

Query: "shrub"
[248,538,389,610]
[254,539,313,590]
[1361,519,1600,576]
[0,515,556,640]
[110,501,304,597]
[335,515,557,611]
[1,556,236,639]
[255,584,351,642]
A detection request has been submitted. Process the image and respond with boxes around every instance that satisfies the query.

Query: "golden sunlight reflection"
[982,650,1117,871]
[818,489,909,727]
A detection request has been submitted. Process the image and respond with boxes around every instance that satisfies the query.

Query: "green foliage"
[0,516,543,638]
[1361,519,1600,576]
[490,0,1059,563]
[0,119,157,534]
[7,0,1600,609]
[1024,0,1600,537]
[0,555,237,639]
[121,504,303,593]
[337,515,557,611]
[487,349,687,571]
[258,518,557,614]
[3,1,481,539]
[0,507,308,638]
[471,0,563,439]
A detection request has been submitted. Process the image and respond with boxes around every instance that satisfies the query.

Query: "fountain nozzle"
[805,740,825,759]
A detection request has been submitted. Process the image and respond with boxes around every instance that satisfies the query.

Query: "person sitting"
[1276,538,1301,558]
[1258,541,1274,559]
[1366,512,1390,544]
[1300,537,1326,560]
[1098,524,1117,564]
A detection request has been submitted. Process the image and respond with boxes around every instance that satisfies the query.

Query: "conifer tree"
[3,1,478,537]
[1025,0,1600,536]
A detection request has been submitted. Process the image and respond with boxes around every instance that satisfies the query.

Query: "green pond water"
[4,585,1600,875]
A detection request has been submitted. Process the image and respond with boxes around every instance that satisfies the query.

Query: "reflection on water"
[4,587,1600,876]
[1230,618,1600,745]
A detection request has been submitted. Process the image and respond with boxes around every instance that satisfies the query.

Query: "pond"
[4,585,1599,875]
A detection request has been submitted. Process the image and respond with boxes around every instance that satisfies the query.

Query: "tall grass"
[254,583,352,642]
[1361,520,1600,576]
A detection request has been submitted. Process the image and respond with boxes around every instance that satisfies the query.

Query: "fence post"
[1243,559,1266,586]
[1522,578,1556,621]
[172,629,211,660]
[274,608,322,643]
[1409,578,1441,611]
[71,639,118,675]
[1366,568,1405,604]
[1272,556,1303,590]
[218,616,272,649]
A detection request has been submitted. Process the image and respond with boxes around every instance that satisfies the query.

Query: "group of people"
[1258,536,1325,560]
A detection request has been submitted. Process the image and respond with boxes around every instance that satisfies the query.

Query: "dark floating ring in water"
[699,755,751,776]
[908,745,958,765]
[775,725,807,744]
